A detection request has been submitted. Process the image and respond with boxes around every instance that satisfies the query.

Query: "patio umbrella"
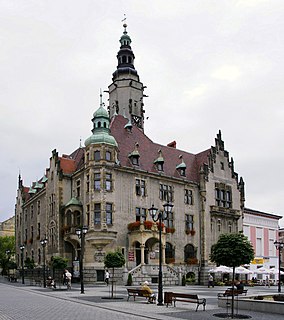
[209,265,233,273]
[254,267,271,274]
[235,266,253,274]
[269,268,284,275]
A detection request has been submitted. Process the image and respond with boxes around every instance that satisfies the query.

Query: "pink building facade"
[243,208,282,283]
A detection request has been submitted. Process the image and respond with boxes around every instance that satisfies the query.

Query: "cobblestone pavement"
[0,278,283,320]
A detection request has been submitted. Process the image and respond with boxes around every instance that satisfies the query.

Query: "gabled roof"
[110,115,209,182]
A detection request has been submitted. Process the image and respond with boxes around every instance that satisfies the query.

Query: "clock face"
[132,115,142,129]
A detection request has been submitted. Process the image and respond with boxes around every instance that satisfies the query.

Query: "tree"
[210,233,254,318]
[50,256,68,281]
[0,236,15,275]
[104,251,125,298]
[24,257,35,269]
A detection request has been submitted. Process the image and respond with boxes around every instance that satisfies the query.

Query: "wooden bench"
[126,288,152,301]
[218,288,248,298]
[34,278,42,286]
[164,292,206,311]
[8,275,17,282]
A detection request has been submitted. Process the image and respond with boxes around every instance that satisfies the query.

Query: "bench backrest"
[173,293,198,299]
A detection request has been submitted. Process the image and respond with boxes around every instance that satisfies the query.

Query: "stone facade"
[15,25,245,285]
[0,216,15,237]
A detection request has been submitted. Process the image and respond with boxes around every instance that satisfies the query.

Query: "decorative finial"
[79,137,82,148]
[122,14,127,33]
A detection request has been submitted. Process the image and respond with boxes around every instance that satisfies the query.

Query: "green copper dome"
[85,101,118,148]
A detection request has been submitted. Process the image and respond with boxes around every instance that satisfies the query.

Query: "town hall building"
[15,24,245,285]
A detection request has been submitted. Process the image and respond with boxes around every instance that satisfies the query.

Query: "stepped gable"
[110,115,208,182]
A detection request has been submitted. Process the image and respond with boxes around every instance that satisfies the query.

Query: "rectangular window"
[159,184,173,202]
[184,189,193,205]
[165,212,174,228]
[135,179,146,196]
[94,173,101,190]
[31,205,34,218]
[37,200,41,215]
[106,203,113,225]
[94,203,101,225]
[76,180,81,198]
[37,223,41,239]
[105,173,112,191]
[135,207,147,222]
[106,151,111,161]
[95,150,101,161]
[185,214,194,230]
[86,174,90,193]
[215,185,232,208]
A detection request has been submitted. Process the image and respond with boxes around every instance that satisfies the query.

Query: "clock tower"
[108,24,146,131]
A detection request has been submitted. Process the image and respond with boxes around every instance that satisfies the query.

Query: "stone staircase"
[129,264,180,286]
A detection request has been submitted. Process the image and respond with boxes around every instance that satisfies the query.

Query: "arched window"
[184,244,196,263]
[165,242,175,264]
[122,56,127,63]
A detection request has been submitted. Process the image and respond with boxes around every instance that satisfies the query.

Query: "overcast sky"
[1,0,283,227]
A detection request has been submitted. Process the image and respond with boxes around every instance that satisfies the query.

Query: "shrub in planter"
[127,273,133,286]
[182,275,186,286]
[273,295,284,301]
[253,296,264,300]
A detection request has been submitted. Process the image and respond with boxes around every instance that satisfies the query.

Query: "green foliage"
[104,251,125,269]
[24,257,35,269]
[210,233,254,268]
[127,273,133,286]
[0,236,15,274]
[50,256,68,270]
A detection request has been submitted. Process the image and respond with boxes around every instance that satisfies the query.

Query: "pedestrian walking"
[105,269,110,286]
[63,269,72,290]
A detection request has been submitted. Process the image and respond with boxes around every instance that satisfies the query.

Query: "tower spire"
[108,24,146,131]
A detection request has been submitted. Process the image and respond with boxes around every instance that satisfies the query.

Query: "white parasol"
[209,265,233,273]
[235,266,253,274]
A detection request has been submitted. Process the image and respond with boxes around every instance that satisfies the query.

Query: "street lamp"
[148,202,174,306]
[75,226,88,294]
[40,238,48,288]
[274,240,284,293]
[19,245,25,284]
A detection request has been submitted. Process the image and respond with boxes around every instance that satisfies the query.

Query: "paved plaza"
[0,277,283,320]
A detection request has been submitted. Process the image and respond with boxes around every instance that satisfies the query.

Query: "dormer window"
[154,149,164,172]
[157,163,164,171]
[176,155,186,177]
[128,143,140,166]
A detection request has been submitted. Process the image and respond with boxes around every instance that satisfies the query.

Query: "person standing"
[105,269,110,286]
[63,269,72,290]
[208,274,214,288]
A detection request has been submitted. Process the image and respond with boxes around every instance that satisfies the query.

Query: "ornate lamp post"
[40,238,48,288]
[75,226,88,294]
[274,240,284,293]
[19,245,25,284]
[148,202,174,306]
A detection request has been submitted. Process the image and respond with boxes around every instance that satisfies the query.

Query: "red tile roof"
[59,157,77,174]
[110,115,210,182]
